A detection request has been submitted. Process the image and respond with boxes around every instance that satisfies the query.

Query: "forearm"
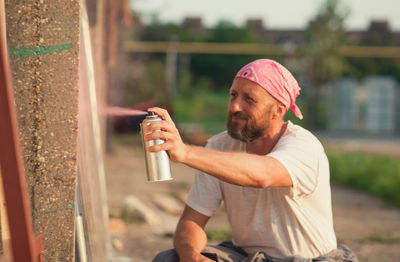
[173,219,208,260]
[143,107,291,187]
[182,144,272,187]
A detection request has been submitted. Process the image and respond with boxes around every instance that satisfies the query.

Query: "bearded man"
[142,59,358,262]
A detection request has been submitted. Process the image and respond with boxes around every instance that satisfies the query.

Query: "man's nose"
[229,99,242,113]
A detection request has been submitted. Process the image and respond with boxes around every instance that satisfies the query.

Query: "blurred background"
[110,0,400,136]
[3,0,399,261]
[101,0,400,261]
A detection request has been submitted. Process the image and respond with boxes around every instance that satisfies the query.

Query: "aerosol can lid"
[146,111,157,118]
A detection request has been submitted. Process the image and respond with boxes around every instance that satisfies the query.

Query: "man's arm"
[173,205,214,262]
[181,146,291,188]
[142,107,292,188]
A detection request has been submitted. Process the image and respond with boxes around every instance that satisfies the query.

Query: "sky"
[131,0,400,31]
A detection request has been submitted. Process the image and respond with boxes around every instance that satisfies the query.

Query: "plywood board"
[76,2,110,260]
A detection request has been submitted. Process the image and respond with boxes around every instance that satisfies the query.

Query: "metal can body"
[140,113,172,182]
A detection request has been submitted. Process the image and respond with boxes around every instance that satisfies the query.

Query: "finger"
[144,130,174,142]
[146,140,172,152]
[142,120,173,133]
[148,107,174,123]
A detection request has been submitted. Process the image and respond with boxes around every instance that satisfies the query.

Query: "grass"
[328,151,400,206]
[175,91,229,123]
[206,229,232,241]
[359,233,400,244]
[120,206,146,224]
[174,90,230,134]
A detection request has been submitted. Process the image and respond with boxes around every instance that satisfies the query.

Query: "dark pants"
[152,242,358,262]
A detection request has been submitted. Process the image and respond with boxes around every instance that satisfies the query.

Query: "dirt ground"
[105,136,400,262]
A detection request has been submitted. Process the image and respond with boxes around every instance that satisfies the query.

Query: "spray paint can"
[140,112,172,182]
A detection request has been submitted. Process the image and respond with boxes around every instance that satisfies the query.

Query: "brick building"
[181,17,400,46]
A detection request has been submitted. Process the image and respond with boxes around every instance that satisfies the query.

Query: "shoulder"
[206,131,243,151]
[277,122,324,153]
[208,131,229,142]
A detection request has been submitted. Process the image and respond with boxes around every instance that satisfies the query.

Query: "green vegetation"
[174,88,306,134]
[328,152,400,206]
[120,61,169,106]
[359,233,400,244]
[120,205,146,224]
[175,91,229,123]
[120,0,400,131]
[206,229,232,241]
[174,88,230,134]
[190,20,260,88]
[301,0,351,129]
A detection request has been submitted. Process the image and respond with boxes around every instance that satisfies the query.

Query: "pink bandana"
[235,59,303,119]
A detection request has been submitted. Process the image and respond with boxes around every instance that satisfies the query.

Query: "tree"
[301,0,351,129]
[190,20,260,89]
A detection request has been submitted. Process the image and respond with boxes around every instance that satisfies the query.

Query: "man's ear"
[274,103,286,119]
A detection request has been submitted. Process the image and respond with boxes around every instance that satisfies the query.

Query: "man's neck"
[246,121,287,155]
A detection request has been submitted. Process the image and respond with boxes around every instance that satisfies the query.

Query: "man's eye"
[246,96,256,103]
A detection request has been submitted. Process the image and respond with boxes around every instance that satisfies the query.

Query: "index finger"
[148,107,173,123]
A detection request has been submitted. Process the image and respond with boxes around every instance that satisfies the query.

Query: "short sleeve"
[268,133,321,198]
[186,171,223,217]
[185,139,223,217]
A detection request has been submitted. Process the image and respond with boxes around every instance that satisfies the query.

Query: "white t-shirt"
[186,121,337,259]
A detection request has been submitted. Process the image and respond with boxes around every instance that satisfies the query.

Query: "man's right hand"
[144,107,188,163]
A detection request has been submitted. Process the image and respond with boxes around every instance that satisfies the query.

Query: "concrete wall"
[5,0,80,260]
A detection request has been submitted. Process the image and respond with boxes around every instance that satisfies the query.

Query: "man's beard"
[227,111,268,143]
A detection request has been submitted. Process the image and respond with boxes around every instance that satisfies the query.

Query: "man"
[142,59,357,261]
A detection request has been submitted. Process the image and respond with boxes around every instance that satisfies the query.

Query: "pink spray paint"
[98,106,147,117]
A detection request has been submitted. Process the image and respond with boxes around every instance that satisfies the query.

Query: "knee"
[152,249,179,262]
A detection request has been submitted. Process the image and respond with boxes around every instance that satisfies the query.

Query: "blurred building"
[179,17,400,136]
[246,19,305,46]
[326,76,399,136]
[326,78,360,132]
[348,20,400,45]
[178,17,400,46]
[250,18,400,46]
[182,17,207,35]
[132,17,400,136]
[365,76,397,134]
